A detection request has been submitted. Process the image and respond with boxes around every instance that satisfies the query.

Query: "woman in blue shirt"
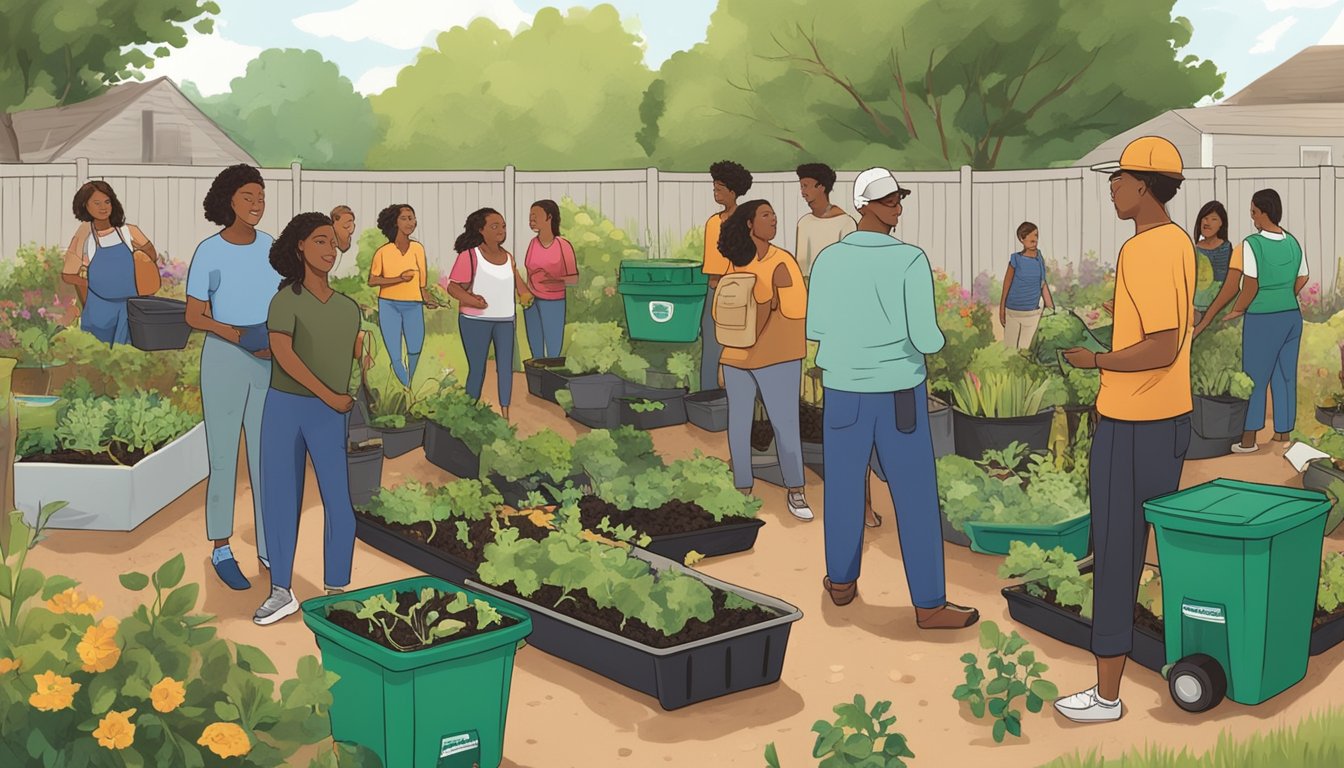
[999,221,1054,349]
[185,164,281,592]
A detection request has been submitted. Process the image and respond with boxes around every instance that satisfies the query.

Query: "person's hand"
[325,392,355,413]
[1224,309,1245,323]
[252,349,272,360]
[999,306,1006,327]
[1102,300,1114,315]
[519,290,535,308]
[216,325,243,344]
[466,293,488,310]
[1044,297,1055,312]
[400,269,416,283]
[1062,347,1099,369]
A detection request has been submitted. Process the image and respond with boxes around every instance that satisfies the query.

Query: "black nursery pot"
[127,297,192,351]
[951,409,1053,460]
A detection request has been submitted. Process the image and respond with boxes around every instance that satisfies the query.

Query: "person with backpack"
[61,181,161,345]
[714,200,814,521]
[808,168,979,630]
[444,208,533,420]
[367,203,439,388]
[701,161,754,391]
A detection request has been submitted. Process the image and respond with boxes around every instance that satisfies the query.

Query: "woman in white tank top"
[445,207,533,419]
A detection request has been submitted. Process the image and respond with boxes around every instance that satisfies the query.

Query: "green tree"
[369,4,652,170]
[0,0,219,161]
[646,0,1223,170]
[185,48,379,169]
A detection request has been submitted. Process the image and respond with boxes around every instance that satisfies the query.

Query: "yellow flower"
[0,657,20,674]
[77,617,121,673]
[198,722,252,759]
[29,671,80,711]
[45,587,103,615]
[150,677,186,713]
[93,709,137,750]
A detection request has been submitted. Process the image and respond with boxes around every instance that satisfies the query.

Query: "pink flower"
[18,310,28,320]
[37,308,45,317]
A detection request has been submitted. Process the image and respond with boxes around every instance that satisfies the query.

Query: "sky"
[144,0,1344,100]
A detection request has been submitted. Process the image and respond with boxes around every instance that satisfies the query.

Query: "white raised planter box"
[16,422,208,531]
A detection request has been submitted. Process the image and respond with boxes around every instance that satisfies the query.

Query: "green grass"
[1042,706,1344,767]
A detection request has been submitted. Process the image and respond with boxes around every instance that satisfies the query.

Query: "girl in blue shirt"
[999,221,1055,349]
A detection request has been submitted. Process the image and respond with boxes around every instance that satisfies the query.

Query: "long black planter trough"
[640,519,766,563]
[952,408,1053,461]
[353,514,475,586]
[1001,576,1165,673]
[467,549,803,709]
[423,421,481,478]
[374,420,425,459]
[524,357,572,404]
[127,296,192,351]
[685,389,728,432]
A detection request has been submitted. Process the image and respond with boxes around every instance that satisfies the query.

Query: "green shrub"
[952,621,1058,744]
[1191,323,1254,399]
[764,695,914,767]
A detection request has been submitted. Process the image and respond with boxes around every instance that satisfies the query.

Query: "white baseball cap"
[853,168,910,210]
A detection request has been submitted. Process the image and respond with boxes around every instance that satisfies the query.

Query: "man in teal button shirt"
[807,168,979,630]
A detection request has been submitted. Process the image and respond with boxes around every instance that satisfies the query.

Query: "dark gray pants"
[1090,414,1190,657]
[700,286,723,391]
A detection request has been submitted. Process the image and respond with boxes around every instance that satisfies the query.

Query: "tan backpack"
[713,273,758,348]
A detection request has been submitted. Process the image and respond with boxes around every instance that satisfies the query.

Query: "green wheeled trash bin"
[618,259,708,343]
[1144,479,1330,713]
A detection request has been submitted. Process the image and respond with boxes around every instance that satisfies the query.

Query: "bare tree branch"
[761,23,894,137]
[887,32,918,139]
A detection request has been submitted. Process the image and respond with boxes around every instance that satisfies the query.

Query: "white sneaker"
[253,586,298,626]
[1053,686,1123,723]
[1230,443,1259,454]
[787,491,814,522]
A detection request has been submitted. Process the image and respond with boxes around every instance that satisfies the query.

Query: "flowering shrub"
[53,328,203,409]
[1046,251,1115,309]
[927,269,995,393]
[155,255,189,300]
[0,506,375,767]
[0,245,80,366]
[1299,261,1344,323]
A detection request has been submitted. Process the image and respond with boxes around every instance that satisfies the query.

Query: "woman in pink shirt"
[523,199,578,358]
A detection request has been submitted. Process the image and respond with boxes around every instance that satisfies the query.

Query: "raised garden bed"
[952,408,1053,461]
[468,546,802,710]
[577,495,764,563]
[524,357,572,404]
[617,384,688,430]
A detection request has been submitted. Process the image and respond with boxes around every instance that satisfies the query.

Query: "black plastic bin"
[617,383,688,430]
[639,519,766,563]
[952,408,1053,461]
[423,421,481,478]
[127,297,191,351]
[685,389,729,432]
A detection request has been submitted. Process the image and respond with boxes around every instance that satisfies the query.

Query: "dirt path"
[25,373,1344,768]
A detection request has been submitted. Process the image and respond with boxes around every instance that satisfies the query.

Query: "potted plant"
[303,577,532,768]
[14,391,206,531]
[347,422,384,511]
[367,377,440,459]
[948,344,1063,460]
[469,507,801,710]
[1189,324,1254,459]
[560,322,648,410]
[421,383,516,479]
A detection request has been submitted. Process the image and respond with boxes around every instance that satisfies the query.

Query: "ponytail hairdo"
[454,207,501,253]
[376,204,413,243]
[717,200,772,268]
[271,212,333,294]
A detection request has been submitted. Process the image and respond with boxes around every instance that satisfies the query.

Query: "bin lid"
[619,259,708,286]
[1144,479,1330,539]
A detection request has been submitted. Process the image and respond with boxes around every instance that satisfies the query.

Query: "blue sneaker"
[211,548,251,591]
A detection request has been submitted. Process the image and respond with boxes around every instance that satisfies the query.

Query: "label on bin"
[438,730,480,768]
[1181,602,1226,624]
[648,301,674,323]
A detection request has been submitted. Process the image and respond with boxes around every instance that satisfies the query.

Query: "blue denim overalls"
[82,228,137,345]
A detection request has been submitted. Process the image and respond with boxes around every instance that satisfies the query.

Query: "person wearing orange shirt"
[1058,136,1195,723]
[701,161,753,391]
[367,203,439,387]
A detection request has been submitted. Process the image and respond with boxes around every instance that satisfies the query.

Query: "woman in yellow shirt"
[367,203,439,387]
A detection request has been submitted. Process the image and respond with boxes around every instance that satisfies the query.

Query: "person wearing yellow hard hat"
[1058,136,1197,723]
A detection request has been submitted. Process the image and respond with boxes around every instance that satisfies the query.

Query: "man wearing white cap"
[806,168,979,630]
[1057,136,1195,722]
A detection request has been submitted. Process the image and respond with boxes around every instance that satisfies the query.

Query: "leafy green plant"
[365,480,503,543]
[563,322,649,381]
[938,450,1086,532]
[572,427,663,497]
[329,587,503,653]
[626,398,665,413]
[1137,567,1163,620]
[1319,552,1344,615]
[441,479,505,520]
[53,398,113,455]
[481,429,575,485]
[368,376,441,429]
[998,542,1094,618]
[926,269,995,393]
[949,370,1051,418]
[595,453,760,521]
[419,381,516,455]
[1191,323,1255,399]
[667,351,698,391]
[765,695,914,768]
[976,441,1030,474]
[108,392,199,456]
[952,621,1058,743]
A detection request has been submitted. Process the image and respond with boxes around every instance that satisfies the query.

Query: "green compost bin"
[618,259,708,343]
[301,576,533,768]
[1144,479,1330,710]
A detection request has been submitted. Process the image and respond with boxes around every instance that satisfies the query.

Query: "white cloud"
[1250,16,1298,52]
[1264,0,1338,10]
[294,0,532,51]
[139,22,262,96]
[354,65,405,95]
[1323,9,1344,41]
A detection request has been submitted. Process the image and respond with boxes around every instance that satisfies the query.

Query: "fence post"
[504,164,516,260]
[1321,165,1338,291]
[290,162,301,215]
[959,165,973,284]
[75,157,88,187]
[645,166,660,256]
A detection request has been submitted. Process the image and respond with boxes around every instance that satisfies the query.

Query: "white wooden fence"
[1,160,1340,289]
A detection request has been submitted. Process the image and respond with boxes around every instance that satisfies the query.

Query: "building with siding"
[1078,45,1344,169]
[10,78,254,166]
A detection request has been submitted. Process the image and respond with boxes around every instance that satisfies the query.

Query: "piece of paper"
[1285,441,1331,473]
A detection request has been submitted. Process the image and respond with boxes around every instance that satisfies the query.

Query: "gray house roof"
[11,77,254,164]
[1222,45,1344,106]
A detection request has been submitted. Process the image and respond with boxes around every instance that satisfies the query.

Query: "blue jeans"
[260,390,355,591]
[378,298,425,387]
[201,336,270,558]
[1242,309,1301,433]
[822,383,945,608]
[724,361,805,489]
[460,316,515,407]
[523,298,567,359]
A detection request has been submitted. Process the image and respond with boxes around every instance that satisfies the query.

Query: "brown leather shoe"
[915,602,979,629]
[823,577,857,606]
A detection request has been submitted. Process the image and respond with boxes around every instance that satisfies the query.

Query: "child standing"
[1000,222,1054,349]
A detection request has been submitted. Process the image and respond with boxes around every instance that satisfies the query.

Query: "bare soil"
[18,444,151,466]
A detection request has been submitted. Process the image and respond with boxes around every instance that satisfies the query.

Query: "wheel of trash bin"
[1168,653,1227,713]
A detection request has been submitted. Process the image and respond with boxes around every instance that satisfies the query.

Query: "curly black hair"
[376,203,414,243]
[271,212,333,294]
[796,163,837,194]
[72,181,127,227]
[710,160,753,197]
[717,200,773,268]
[454,207,501,253]
[203,164,265,227]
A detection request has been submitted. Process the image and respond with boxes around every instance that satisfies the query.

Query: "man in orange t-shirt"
[700,161,753,390]
[1058,136,1195,723]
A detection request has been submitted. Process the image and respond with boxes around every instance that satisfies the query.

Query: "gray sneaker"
[253,586,297,626]
[787,491,814,522]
